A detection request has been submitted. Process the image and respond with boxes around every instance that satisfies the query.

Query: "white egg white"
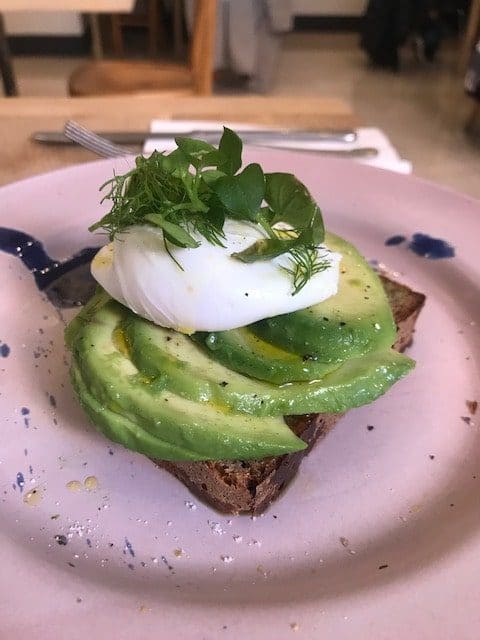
[91,220,341,332]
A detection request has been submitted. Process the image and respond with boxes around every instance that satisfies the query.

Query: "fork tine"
[63,120,132,158]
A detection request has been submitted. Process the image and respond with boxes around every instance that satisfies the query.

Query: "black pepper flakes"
[429,454,435,460]
[461,416,472,425]
[219,381,228,387]
[378,564,389,570]
[54,534,68,546]
[367,425,374,431]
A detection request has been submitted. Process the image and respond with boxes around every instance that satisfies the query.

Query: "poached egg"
[91,220,341,332]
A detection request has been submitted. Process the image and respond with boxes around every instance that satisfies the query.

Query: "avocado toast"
[65,129,425,514]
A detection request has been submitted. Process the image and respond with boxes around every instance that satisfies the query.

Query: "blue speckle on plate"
[0,343,10,358]
[408,233,455,259]
[124,538,135,557]
[16,472,25,492]
[385,232,455,259]
[385,235,406,246]
[21,408,31,428]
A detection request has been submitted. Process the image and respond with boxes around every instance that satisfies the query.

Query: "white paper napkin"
[144,120,412,174]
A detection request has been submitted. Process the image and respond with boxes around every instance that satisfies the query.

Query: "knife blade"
[32,128,357,146]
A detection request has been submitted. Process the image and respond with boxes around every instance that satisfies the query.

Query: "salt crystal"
[248,538,262,547]
[221,555,234,563]
[184,500,197,510]
[233,535,243,543]
[208,520,225,535]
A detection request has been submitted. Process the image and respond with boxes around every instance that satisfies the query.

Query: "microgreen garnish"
[89,127,328,294]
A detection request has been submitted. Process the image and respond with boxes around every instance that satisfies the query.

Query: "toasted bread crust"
[153,276,426,514]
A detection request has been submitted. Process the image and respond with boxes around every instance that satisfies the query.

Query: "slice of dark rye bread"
[152,275,426,515]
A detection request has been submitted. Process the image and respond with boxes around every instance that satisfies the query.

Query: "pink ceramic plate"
[1,149,479,640]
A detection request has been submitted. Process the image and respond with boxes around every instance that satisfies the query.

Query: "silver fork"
[64,120,131,157]
[63,119,379,159]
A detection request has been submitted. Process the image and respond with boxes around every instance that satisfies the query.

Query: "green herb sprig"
[90,127,329,294]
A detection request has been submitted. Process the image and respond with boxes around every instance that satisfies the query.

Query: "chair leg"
[148,0,159,58]
[0,13,18,96]
[0,13,17,96]
[88,14,104,59]
[110,14,124,57]
[459,0,480,71]
[173,0,185,59]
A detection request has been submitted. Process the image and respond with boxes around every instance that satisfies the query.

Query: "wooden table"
[0,94,358,186]
[0,1,135,96]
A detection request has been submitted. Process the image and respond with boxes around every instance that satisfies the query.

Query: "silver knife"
[32,128,357,146]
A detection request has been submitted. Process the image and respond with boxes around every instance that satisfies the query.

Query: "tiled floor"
[274,33,480,199]
[10,32,480,199]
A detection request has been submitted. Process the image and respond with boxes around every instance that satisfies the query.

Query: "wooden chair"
[110,0,165,58]
[69,0,216,96]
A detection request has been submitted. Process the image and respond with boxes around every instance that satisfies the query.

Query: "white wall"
[4,1,366,36]
[4,11,83,35]
[293,0,367,15]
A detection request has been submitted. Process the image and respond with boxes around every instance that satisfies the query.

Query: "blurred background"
[1,0,479,197]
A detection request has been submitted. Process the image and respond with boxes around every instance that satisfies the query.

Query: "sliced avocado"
[251,233,396,363]
[71,364,201,461]
[192,327,341,384]
[124,312,414,417]
[64,287,111,350]
[69,300,307,461]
